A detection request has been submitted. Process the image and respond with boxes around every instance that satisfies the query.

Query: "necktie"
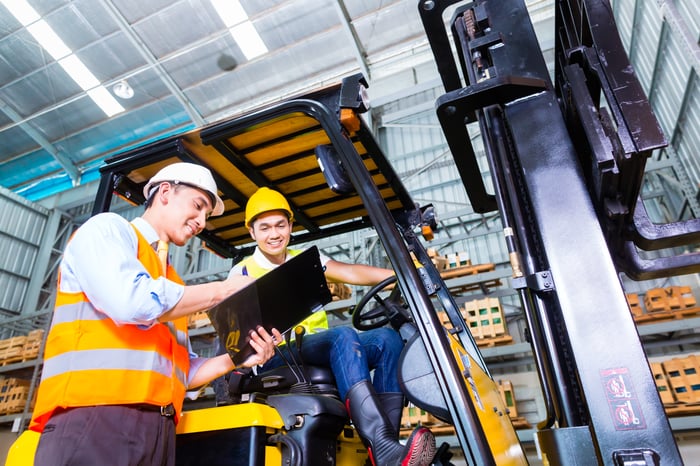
[156,240,169,274]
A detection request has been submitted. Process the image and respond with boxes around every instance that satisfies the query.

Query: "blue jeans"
[261,326,403,400]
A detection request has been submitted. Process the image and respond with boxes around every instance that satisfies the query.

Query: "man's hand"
[222,273,255,296]
[238,326,283,369]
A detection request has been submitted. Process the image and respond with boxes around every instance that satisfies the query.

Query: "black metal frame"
[419,0,692,464]
[94,75,511,463]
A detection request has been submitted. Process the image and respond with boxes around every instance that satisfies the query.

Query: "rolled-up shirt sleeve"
[59,213,185,326]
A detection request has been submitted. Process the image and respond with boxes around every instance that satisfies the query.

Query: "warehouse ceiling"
[0,0,557,202]
[0,0,552,200]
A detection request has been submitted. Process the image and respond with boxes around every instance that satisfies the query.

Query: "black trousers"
[34,405,176,466]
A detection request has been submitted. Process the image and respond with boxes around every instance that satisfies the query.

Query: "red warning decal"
[600,367,646,430]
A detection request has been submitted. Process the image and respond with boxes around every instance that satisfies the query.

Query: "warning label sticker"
[600,367,646,430]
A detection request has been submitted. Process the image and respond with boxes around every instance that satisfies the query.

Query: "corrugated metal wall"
[0,186,49,317]
[615,0,700,214]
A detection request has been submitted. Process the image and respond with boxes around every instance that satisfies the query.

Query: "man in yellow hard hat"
[228,187,437,466]
[30,163,281,466]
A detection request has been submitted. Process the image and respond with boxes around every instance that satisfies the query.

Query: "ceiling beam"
[0,97,80,184]
[334,0,371,81]
[99,0,206,127]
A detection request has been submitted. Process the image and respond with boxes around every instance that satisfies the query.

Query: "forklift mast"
[419,0,700,464]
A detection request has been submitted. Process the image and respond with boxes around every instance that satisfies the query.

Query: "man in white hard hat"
[30,162,281,466]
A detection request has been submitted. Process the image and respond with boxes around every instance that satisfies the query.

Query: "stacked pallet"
[652,354,700,416]
[463,297,513,347]
[22,329,44,361]
[627,286,699,324]
[327,282,352,301]
[498,379,531,429]
[426,248,447,271]
[0,329,45,366]
[423,248,501,293]
[399,378,530,437]
[187,311,211,329]
[0,337,27,366]
[400,403,452,436]
[437,297,513,347]
[0,377,32,415]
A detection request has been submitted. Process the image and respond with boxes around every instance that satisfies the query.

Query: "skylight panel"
[210,0,268,60]
[27,20,71,59]
[1,0,124,117]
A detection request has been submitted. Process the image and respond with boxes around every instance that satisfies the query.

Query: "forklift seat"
[229,365,339,399]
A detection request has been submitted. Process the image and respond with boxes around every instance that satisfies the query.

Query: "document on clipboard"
[207,246,332,366]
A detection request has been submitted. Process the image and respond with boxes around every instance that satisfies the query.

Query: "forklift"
[6,0,699,464]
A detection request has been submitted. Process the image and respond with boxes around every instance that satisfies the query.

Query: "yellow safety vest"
[30,225,190,432]
[237,249,329,334]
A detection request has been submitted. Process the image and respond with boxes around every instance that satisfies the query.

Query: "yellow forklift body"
[4,430,39,466]
[448,332,527,465]
[175,403,284,434]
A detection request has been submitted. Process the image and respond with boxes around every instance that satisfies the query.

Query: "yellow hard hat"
[245,187,294,228]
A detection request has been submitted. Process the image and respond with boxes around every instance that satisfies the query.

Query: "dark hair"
[144,181,183,209]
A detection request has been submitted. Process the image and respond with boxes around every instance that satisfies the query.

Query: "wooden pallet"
[400,423,455,438]
[0,378,31,415]
[327,282,352,300]
[510,416,531,429]
[633,306,700,325]
[440,263,495,279]
[400,417,531,439]
[664,402,700,417]
[0,337,28,365]
[644,286,696,313]
[475,334,514,347]
[187,311,211,329]
[20,329,45,362]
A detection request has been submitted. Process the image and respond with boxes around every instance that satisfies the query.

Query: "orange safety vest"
[238,249,329,334]
[30,225,190,432]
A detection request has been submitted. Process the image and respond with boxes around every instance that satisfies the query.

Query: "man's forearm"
[158,276,252,322]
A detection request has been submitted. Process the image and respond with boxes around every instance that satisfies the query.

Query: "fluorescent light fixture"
[87,87,124,117]
[210,0,268,60]
[230,22,268,60]
[59,55,100,89]
[0,0,39,25]
[210,0,247,27]
[27,20,71,59]
[2,0,124,117]
[59,56,125,116]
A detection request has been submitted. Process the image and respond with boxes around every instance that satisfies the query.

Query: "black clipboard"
[208,246,332,365]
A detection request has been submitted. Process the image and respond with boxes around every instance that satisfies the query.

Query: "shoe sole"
[402,427,437,466]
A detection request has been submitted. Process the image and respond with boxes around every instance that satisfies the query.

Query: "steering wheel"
[351,276,412,331]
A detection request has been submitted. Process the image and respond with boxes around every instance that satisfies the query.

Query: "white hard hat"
[143,162,225,216]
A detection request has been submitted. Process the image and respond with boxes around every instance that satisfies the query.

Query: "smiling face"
[146,182,213,246]
[248,210,292,264]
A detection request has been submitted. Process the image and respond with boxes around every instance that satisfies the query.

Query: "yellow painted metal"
[176,403,284,435]
[4,430,40,466]
[447,332,528,465]
[263,445,282,465]
[335,426,369,465]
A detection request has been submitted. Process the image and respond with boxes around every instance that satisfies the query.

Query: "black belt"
[130,403,176,417]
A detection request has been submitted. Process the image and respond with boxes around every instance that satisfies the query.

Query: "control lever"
[290,325,313,393]
[287,326,313,393]
[294,325,305,358]
[273,329,303,384]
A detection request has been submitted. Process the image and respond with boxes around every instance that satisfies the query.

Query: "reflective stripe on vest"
[30,224,190,432]
[237,250,329,334]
